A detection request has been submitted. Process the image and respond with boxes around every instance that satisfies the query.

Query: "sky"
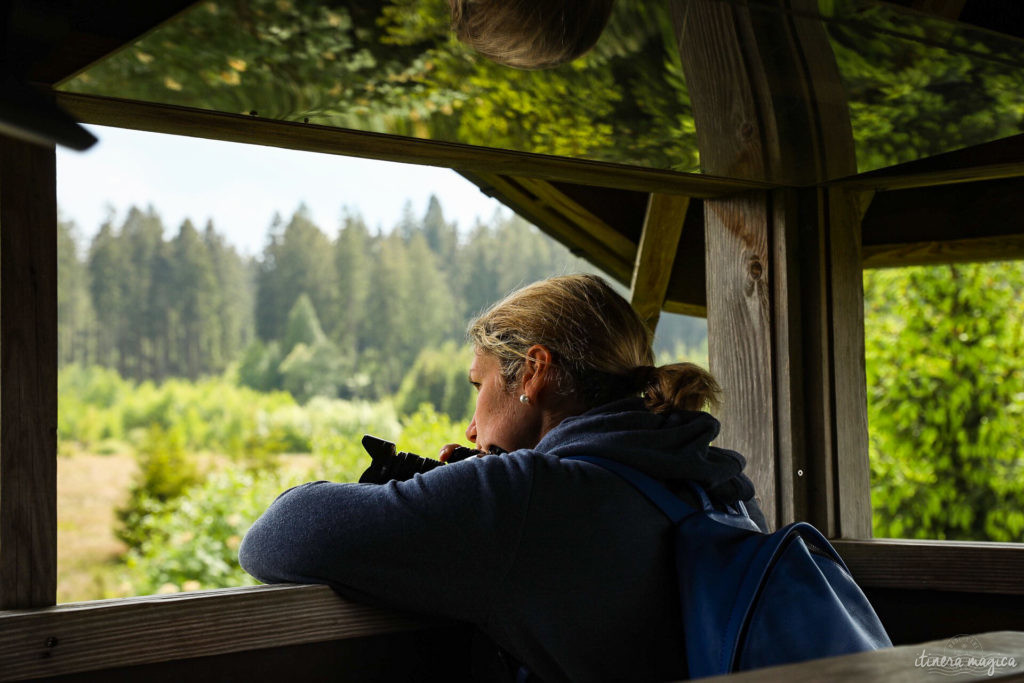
[56,125,507,256]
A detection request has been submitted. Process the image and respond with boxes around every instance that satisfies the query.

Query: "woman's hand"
[439,443,486,463]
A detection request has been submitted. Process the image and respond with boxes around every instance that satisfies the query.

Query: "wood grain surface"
[56,92,772,198]
[459,171,635,283]
[0,584,438,681]
[0,138,58,610]
[629,194,690,330]
[834,539,1024,595]
[702,631,1024,682]
[836,132,1024,191]
[828,188,873,538]
[704,193,777,525]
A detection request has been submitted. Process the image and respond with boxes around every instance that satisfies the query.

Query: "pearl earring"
[519,394,530,404]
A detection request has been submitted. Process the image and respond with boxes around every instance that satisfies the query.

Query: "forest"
[59,197,705,408]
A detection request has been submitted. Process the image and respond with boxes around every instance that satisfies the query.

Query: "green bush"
[116,424,201,549]
[120,467,305,594]
[119,404,465,594]
[395,342,475,421]
[865,263,1024,541]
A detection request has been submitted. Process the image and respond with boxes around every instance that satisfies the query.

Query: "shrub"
[120,467,306,593]
[116,424,201,549]
[395,342,475,420]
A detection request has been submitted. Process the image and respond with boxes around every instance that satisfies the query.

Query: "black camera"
[358,435,487,484]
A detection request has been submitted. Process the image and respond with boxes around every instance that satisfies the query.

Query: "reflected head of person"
[449,0,616,69]
[239,274,765,683]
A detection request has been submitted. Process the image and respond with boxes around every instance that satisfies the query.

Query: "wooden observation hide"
[1,0,1023,679]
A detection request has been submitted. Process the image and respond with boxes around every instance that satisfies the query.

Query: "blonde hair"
[449,0,615,70]
[467,274,720,413]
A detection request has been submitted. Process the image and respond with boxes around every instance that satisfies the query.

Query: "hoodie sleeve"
[238,453,534,622]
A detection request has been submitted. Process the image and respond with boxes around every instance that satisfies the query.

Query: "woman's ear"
[520,344,554,400]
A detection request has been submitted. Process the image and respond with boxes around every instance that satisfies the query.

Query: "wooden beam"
[862,177,1024,267]
[864,234,1024,268]
[674,0,864,532]
[0,137,58,610]
[661,300,707,318]
[703,192,777,523]
[834,539,1024,595]
[768,187,872,536]
[836,132,1024,191]
[629,194,690,330]
[56,92,774,199]
[460,171,636,283]
[514,176,639,265]
[0,584,445,681]
[828,188,873,538]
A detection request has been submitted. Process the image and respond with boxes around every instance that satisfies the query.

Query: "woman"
[239,274,764,682]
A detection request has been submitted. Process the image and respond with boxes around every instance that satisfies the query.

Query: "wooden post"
[673,0,869,534]
[630,194,690,331]
[0,137,58,608]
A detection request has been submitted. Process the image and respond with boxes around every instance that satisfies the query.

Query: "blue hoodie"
[240,398,764,682]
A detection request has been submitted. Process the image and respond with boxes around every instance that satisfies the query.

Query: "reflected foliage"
[64,0,699,171]
[826,2,1024,171]
[63,0,1024,175]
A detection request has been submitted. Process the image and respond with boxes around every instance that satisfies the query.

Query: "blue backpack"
[565,455,892,678]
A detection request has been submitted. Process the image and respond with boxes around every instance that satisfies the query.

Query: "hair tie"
[630,365,656,392]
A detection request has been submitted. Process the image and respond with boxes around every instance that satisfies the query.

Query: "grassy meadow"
[57,364,466,603]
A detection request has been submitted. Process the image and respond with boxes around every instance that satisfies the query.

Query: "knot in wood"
[740,122,756,140]
[748,256,763,281]
[45,636,58,648]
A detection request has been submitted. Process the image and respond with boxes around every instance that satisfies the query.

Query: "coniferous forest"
[59,196,706,408]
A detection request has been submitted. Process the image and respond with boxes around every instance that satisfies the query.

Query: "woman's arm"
[238,453,534,622]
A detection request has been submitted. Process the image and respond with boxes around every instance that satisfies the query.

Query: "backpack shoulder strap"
[561,455,700,523]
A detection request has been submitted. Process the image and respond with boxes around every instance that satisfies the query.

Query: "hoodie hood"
[535,397,756,504]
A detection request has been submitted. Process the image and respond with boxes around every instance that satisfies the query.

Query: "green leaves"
[866,262,1024,541]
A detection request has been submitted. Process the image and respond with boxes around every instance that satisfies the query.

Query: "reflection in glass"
[822,0,1024,173]
[61,0,1024,177]
[62,0,700,172]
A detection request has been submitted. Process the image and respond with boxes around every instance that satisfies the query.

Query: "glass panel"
[62,0,700,173]
[60,0,1024,179]
[821,0,1024,173]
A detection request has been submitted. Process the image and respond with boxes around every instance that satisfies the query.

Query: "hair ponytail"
[468,275,724,414]
[642,362,721,413]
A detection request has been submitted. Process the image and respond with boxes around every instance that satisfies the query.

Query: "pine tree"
[422,194,457,264]
[255,205,337,342]
[168,219,218,378]
[121,206,167,379]
[204,220,255,373]
[87,217,127,372]
[331,210,372,356]
[57,217,95,366]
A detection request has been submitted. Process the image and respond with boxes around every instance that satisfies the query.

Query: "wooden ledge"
[833,539,1024,595]
[704,631,1024,682]
[0,583,442,681]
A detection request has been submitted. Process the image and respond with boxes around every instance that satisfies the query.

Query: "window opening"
[56,125,705,602]
[864,261,1024,542]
